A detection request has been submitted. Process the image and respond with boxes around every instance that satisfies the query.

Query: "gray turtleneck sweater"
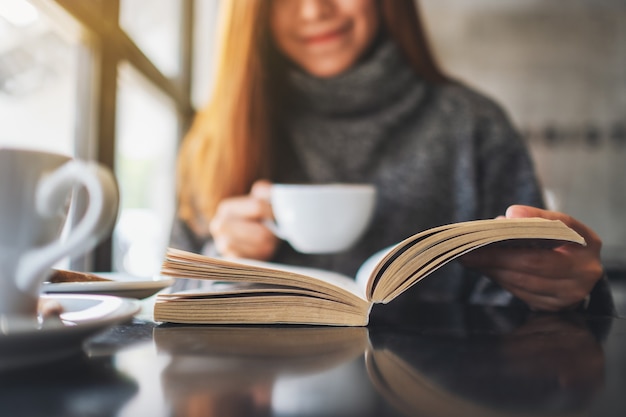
[170,38,613,313]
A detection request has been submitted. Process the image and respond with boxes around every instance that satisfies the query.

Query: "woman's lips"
[301,23,351,46]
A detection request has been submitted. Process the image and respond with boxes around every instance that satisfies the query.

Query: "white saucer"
[0,294,140,371]
[43,272,174,299]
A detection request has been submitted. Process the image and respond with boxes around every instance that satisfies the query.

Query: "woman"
[171,0,613,313]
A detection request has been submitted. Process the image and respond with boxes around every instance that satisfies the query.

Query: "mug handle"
[16,160,119,295]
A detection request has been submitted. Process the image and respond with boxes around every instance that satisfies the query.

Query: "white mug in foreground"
[268,184,377,254]
[0,148,119,317]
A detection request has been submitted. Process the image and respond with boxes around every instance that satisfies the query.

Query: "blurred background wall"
[420,0,626,268]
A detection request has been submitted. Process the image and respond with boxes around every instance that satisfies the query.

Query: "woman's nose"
[298,0,335,21]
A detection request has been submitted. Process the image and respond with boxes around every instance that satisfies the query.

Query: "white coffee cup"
[0,148,119,317]
[266,183,377,254]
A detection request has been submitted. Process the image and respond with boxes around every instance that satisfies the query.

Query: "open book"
[154,218,585,326]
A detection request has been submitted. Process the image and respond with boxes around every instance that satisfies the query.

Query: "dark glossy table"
[2,300,626,417]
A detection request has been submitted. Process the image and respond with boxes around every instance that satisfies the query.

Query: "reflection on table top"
[2,301,625,417]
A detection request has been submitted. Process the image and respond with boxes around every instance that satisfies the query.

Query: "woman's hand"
[460,205,604,311]
[209,180,279,260]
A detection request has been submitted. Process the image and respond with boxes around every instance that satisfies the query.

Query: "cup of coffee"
[266,183,376,254]
[0,148,119,317]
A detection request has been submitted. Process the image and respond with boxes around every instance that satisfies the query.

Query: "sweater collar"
[286,35,424,116]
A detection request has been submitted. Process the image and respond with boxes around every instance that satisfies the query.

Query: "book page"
[231,258,368,301]
[162,249,368,303]
[355,245,395,289]
[364,218,585,303]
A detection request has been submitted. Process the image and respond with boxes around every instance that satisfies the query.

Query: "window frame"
[31,0,195,271]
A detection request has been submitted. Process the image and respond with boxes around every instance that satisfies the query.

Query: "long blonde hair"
[177,0,447,234]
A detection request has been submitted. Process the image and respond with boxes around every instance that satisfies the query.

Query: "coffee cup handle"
[262,219,287,240]
[16,160,119,295]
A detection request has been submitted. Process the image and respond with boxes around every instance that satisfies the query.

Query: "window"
[115,63,178,276]
[2,0,199,275]
[0,0,78,155]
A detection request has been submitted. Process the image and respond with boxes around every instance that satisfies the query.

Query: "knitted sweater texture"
[171,38,545,307]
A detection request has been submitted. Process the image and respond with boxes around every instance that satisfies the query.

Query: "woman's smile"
[300,21,353,48]
[271,0,379,78]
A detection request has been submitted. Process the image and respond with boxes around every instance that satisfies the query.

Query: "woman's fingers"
[212,195,272,224]
[462,246,572,279]
[460,205,604,311]
[213,219,277,260]
[250,179,272,202]
[462,245,599,310]
[506,205,602,252]
[481,266,590,310]
[209,180,278,260]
